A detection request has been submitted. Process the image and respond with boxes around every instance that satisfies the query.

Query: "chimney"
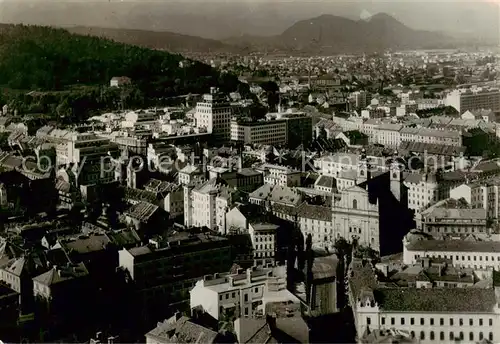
[228,276,234,287]
[246,268,252,283]
[108,336,118,344]
[96,332,102,341]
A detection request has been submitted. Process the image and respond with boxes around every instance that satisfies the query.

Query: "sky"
[0,0,498,41]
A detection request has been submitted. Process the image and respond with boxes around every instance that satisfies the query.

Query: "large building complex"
[445,87,500,114]
[194,87,233,144]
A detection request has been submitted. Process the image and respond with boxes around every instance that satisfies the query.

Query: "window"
[353,199,358,209]
[440,318,444,326]
[381,318,385,325]
[470,332,474,341]
[391,317,395,325]
[225,294,229,300]
[420,331,425,340]
[411,318,415,325]
[489,333,493,341]
[367,317,371,325]
[469,319,473,326]
[232,292,235,298]
[440,332,444,341]
[410,331,415,339]
[244,307,249,316]
[450,319,454,326]
[449,332,454,340]
[480,333,484,340]
[459,332,464,340]
[430,318,434,326]
[489,319,493,326]
[244,294,248,302]
[254,288,258,293]
[219,295,222,301]
[400,318,405,325]
[430,331,435,340]
[480,319,483,326]
[459,318,463,326]
[420,318,425,325]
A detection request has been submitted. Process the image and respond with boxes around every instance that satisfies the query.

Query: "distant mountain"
[226,13,458,54]
[66,27,240,54]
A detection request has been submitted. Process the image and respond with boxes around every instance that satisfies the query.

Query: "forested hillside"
[0,24,239,122]
[0,24,238,93]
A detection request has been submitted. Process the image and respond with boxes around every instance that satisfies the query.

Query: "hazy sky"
[0,0,498,41]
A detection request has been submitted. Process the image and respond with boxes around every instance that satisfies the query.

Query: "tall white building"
[230,119,287,146]
[194,87,232,144]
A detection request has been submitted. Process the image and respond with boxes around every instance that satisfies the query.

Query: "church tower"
[390,150,404,203]
[357,148,371,185]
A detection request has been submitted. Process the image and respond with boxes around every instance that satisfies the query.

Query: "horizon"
[0,0,498,41]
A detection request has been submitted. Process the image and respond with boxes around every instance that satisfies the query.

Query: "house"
[110,76,131,88]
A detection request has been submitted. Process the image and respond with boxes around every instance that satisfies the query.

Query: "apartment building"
[445,87,500,114]
[403,233,500,271]
[255,164,301,187]
[184,178,237,231]
[451,178,500,220]
[189,264,300,321]
[230,119,287,146]
[419,200,487,236]
[404,173,447,213]
[194,87,233,144]
[118,232,232,318]
[400,127,462,147]
[248,223,278,260]
[349,258,500,344]
[375,123,403,148]
[314,153,360,177]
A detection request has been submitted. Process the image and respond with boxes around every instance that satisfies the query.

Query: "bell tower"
[390,150,404,202]
[357,148,371,185]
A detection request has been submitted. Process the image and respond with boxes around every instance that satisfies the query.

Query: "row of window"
[410,330,493,342]
[415,253,500,262]
[376,316,493,327]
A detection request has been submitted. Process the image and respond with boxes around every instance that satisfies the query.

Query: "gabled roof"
[33,263,88,286]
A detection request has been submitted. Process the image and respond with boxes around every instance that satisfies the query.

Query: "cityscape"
[0,0,499,343]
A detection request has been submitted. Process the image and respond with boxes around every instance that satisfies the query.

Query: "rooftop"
[406,239,500,253]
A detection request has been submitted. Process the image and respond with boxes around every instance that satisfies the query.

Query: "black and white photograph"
[0,0,498,343]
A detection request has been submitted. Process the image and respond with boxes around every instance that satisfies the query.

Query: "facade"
[375,124,402,148]
[403,236,500,271]
[419,201,487,236]
[404,173,445,214]
[145,313,219,344]
[248,223,278,260]
[189,264,300,321]
[349,258,500,344]
[118,233,232,317]
[450,178,500,220]
[400,127,462,147]
[194,87,232,144]
[332,185,380,251]
[230,119,287,146]
[266,111,313,148]
[445,87,500,114]
[56,133,120,186]
[256,164,301,187]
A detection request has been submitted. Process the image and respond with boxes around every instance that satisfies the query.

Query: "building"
[348,257,500,344]
[56,133,120,186]
[352,91,372,110]
[230,119,287,146]
[189,264,300,321]
[400,127,462,147]
[402,231,500,270]
[145,313,220,344]
[255,164,301,187]
[419,199,488,236]
[110,76,131,87]
[266,111,313,148]
[194,87,232,144]
[118,232,232,322]
[248,223,278,260]
[445,87,500,114]
[375,124,402,148]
